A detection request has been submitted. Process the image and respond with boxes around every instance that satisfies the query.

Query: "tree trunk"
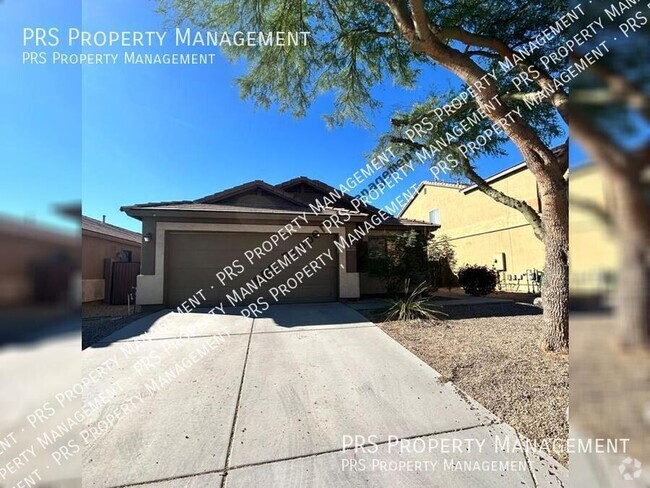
[611,174,650,348]
[539,176,569,352]
[618,240,650,348]
[385,3,570,350]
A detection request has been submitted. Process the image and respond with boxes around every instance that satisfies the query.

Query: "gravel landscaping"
[82,303,150,349]
[361,302,569,465]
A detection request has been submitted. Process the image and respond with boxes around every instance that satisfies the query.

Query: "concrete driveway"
[83,302,567,487]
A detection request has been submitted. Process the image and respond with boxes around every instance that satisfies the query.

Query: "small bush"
[385,280,447,322]
[457,265,498,296]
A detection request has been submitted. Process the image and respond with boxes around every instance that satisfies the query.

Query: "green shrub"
[457,265,498,296]
[384,280,447,321]
[367,230,429,296]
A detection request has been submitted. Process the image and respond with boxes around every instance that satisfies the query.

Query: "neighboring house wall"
[569,165,617,294]
[402,165,617,295]
[401,170,545,292]
[82,232,141,302]
[0,221,78,306]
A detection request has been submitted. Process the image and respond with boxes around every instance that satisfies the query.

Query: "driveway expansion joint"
[251,324,377,334]
[516,430,540,488]
[94,331,251,345]
[221,317,255,488]
[223,421,500,473]
[103,422,503,486]
[106,468,225,488]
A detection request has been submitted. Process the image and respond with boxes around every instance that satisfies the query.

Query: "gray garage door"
[165,231,338,306]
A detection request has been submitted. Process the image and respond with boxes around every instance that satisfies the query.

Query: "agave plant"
[384,280,447,322]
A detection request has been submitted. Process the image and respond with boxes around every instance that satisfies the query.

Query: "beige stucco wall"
[569,165,616,293]
[137,222,360,305]
[402,164,615,294]
[82,233,141,280]
[401,170,544,288]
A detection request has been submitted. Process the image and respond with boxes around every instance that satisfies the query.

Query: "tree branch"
[384,6,560,177]
[385,0,419,47]
[436,26,569,125]
[570,107,645,175]
[571,88,650,111]
[390,88,558,128]
[390,136,546,241]
[410,0,433,42]
[466,50,501,59]
[569,197,613,229]
[570,52,650,123]
[452,150,546,242]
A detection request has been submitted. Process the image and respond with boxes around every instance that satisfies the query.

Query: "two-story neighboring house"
[400,160,617,295]
[398,163,547,293]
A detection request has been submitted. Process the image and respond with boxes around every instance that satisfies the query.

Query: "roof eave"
[119,207,369,222]
[461,162,528,194]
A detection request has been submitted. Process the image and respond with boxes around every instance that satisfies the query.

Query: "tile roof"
[418,180,468,189]
[195,180,309,208]
[395,217,435,226]
[82,215,141,244]
[276,176,386,214]
[462,144,567,193]
[121,176,438,229]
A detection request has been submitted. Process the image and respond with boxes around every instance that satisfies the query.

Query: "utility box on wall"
[493,253,506,271]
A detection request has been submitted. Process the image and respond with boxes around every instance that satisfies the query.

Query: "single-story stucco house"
[121,177,435,308]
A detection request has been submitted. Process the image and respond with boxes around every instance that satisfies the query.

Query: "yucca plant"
[384,280,447,322]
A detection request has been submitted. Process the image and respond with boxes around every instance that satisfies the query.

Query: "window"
[428,208,440,225]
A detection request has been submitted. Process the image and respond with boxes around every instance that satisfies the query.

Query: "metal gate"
[108,261,140,305]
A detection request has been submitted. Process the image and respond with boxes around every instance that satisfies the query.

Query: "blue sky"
[1,0,576,233]
[0,0,80,233]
